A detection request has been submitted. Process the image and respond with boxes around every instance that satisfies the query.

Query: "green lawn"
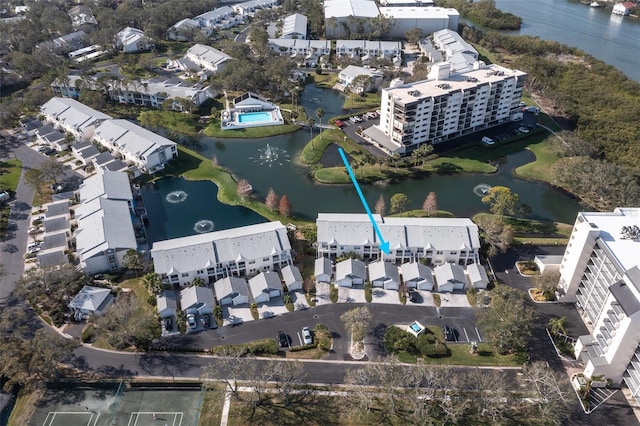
[515,136,562,182]
[0,159,23,192]
[392,209,455,218]
[203,122,301,139]
[343,92,381,110]
[474,212,572,245]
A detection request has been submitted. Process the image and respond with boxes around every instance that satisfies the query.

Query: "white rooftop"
[41,97,111,131]
[187,44,232,67]
[385,63,526,105]
[93,119,176,158]
[78,169,132,204]
[151,221,289,276]
[324,0,380,18]
[68,286,112,312]
[316,213,480,251]
[75,197,137,260]
[379,6,459,19]
[578,208,640,271]
[282,13,307,37]
[340,65,383,79]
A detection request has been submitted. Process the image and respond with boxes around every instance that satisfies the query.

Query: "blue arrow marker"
[338,147,390,254]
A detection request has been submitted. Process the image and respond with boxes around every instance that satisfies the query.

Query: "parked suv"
[443,325,456,342]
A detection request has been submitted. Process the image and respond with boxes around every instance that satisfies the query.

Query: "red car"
[334,120,345,128]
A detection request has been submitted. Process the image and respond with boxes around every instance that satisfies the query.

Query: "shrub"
[364,282,372,303]
[250,302,259,320]
[289,342,318,352]
[421,340,449,358]
[248,339,279,355]
[82,324,95,343]
[330,285,338,303]
[384,326,417,354]
[433,293,441,307]
[147,295,157,306]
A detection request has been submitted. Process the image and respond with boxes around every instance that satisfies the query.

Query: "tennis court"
[29,382,204,426]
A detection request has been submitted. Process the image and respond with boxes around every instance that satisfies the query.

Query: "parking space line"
[475,327,482,342]
[463,327,470,343]
[297,331,303,346]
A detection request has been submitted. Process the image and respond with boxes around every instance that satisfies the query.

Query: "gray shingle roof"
[215,276,249,299]
[151,222,288,276]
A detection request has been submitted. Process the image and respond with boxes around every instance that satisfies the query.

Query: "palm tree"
[308,118,316,148]
[315,108,324,139]
[548,316,568,336]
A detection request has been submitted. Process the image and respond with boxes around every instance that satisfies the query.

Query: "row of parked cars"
[481,124,535,146]
[335,110,380,128]
[277,325,313,349]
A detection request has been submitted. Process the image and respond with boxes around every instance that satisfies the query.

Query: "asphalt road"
[0,134,82,301]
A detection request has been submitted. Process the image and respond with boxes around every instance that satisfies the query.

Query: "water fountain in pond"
[249,144,290,167]
[194,220,214,233]
[166,190,188,203]
[473,184,492,197]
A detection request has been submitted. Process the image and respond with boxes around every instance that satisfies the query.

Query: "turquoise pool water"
[238,111,273,124]
[410,323,422,332]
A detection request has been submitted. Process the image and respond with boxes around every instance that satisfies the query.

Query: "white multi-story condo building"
[558,208,640,401]
[364,62,526,155]
[316,213,480,265]
[151,221,293,287]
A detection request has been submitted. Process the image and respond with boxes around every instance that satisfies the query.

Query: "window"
[436,251,443,255]
[197,270,203,274]
[181,273,189,277]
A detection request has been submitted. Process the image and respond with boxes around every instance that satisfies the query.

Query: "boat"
[590,1,600,7]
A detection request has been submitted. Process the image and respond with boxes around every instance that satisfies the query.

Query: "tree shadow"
[435,162,463,175]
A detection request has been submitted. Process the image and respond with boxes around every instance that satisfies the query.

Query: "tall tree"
[236,179,252,198]
[476,284,535,353]
[390,193,410,214]
[375,194,386,216]
[315,108,324,139]
[475,215,514,257]
[265,187,278,210]
[423,191,437,216]
[518,361,570,424]
[40,157,65,184]
[405,28,423,46]
[481,186,519,218]
[141,272,162,295]
[308,118,315,148]
[279,195,292,217]
[340,306,372,350]
[123,248,144,277]
[24,168,46,201]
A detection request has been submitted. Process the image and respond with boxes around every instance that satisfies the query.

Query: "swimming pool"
[237,111,273,124]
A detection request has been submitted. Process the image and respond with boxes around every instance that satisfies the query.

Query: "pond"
[141,177,266,243]
[146,83,583,238]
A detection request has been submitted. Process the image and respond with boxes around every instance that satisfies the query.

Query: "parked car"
[201,313,210,328]
[443,325,456,342]
[518,126,530,133]
[277,330,289,348]
[187,314,196,329]
[37,145,48,153]
[44,148,57,156]
[481,136,495,146]
[408,288,420,303]
[164,317,173,331]
[302,326,313,345]
[334,119,345,128]
[27,241,40,250]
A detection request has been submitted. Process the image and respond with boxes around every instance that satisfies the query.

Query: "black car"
[164,317,173,331]
[443,325,456,342]
[44,148,57,156]
[277,330,289,348]
[408,288,420,303]
[201,313,210,328]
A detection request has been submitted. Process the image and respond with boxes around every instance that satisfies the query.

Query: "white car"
[187,314,197,329]
[481,136,495,145]
[518,127,530,133]
[302,326,313,345]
